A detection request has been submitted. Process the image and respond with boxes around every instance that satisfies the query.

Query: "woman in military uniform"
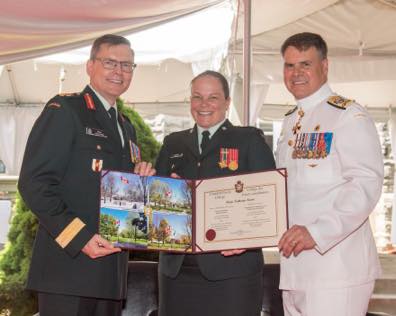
[155,70,276,316]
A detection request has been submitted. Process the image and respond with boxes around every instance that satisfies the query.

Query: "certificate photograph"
[98,169,288,253]
[99,170,193,252]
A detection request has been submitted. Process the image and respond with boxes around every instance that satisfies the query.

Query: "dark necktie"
[201,130,210,153]
[108,107,121,142]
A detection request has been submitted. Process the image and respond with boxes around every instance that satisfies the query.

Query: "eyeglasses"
[95,58,137,73]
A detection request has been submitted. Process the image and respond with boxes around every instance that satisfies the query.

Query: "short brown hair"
[281,32,327,60]
[191,70,230,99]
[90,34,134,60]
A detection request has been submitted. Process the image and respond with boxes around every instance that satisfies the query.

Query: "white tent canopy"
[1,0,396,175]
[0,0,225,65]
[2,0,396,110]
[228,0,396,124]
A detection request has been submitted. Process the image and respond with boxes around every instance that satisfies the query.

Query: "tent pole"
[242,0,251,126]
[6,65,20,106]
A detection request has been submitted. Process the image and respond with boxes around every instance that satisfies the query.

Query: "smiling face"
[86,43,134,104]
[283,46,328,100]
[190,75,230,129]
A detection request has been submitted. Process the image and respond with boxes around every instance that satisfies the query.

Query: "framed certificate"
[99,169,288,253]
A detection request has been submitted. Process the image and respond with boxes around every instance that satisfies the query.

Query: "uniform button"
[197,162,201,167]
[96,145,102,150]
[288,140,294,147]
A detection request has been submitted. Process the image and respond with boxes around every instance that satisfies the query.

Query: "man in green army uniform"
[18,34,154,316]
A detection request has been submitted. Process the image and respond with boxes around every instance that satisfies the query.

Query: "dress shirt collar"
[296,83,332,111]
[89,84,118,116]
[197,118,226,139]
[196,119,226,152]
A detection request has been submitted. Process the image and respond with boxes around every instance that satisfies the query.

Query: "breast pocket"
[76,136,113,154]
[299,154,337,184]
[168,155,187,176]
[74,136,115,172]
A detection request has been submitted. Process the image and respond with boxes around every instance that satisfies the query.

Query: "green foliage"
[157,218,171,244]
[0,102,160,315]
[0,192,38,316]
[117,98,161,164]
[99,214,119,237]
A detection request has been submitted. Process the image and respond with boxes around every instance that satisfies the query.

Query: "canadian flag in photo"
[120,176,129,184]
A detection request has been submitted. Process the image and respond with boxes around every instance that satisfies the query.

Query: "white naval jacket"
[276,83,383,290]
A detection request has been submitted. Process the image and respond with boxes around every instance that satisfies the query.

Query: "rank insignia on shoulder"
[327,95,353,110]
[92,159,103,172]
[218,148,239,171]
[58,92,80,97]
[285,106,297,116]
[47,102,61,109]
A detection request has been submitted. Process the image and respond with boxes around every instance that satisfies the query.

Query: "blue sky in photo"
[101,207,141,231]
[101,171,190,204]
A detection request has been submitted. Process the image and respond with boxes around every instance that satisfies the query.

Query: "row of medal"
[291,132,333,159]
[218,148,239,170]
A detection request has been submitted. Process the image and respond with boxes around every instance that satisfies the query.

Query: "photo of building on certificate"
[99,170,193,252]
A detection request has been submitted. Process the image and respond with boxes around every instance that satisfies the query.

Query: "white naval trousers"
[282,281,375,316]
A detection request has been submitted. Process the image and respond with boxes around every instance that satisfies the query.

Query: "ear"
[225,97,231,111]
[86,59,93,77]
[321,58,329,76]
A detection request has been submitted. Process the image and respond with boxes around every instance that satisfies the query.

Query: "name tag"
[170,153,183,158]
[86,127,108,138]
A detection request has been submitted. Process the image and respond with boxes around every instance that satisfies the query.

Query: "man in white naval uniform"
[276,32,384,316]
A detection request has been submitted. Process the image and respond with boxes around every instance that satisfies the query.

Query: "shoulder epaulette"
[47,102,61,109]
[327,95,353,110]
[58,92,80,97]
[285,106,297,116]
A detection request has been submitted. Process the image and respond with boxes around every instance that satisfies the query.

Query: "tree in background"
[99,214,120,239]
[157,218,171,245]
[0,99,160,315]
[117,98,160,164]
[0,192,38,316]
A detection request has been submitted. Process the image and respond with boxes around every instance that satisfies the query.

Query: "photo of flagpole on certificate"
[100,170,193,252]
[99,169,288,253]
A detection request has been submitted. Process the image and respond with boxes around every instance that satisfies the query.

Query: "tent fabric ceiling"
[0,0,223,65]
[229,0,396,111]
[1,0,396,109]
[244,0,396,56]
[235,0,339,38]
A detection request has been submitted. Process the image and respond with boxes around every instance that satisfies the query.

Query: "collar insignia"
[84,93,96,110]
